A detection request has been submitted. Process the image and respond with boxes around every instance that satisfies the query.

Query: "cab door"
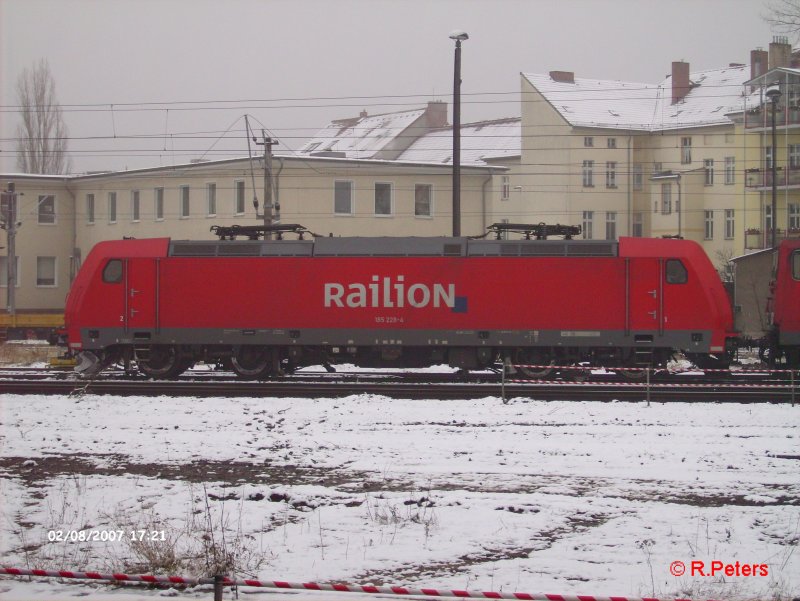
[124,258,159,333]
[627,258,663,336]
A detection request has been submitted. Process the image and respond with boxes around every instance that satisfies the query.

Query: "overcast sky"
[0,0,779,174]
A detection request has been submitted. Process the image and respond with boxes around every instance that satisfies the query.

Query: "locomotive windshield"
[102,259,123,283]
[665,259,687,284]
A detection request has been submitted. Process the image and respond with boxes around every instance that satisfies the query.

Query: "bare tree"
[765,0,800,38]
[15,59,71,174]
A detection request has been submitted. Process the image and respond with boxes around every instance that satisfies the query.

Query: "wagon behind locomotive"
[64,234,735,378]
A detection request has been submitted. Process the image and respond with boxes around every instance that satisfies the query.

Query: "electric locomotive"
[63,223,737,379]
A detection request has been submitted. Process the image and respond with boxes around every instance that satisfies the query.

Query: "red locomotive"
[63,224,738,379]
[765,239,800,367]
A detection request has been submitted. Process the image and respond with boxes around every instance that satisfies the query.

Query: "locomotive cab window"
[102,259,123,283]
[792,250,800,280]
[665,259,687,284]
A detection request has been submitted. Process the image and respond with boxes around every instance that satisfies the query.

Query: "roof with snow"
[397,118,520,165]
[297,108,426,159]
[523,64,753,131]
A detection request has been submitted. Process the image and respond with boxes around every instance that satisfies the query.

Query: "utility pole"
[256,131,278,239]
[1,182,17,317]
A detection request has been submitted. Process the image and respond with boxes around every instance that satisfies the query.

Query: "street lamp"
[766,85,782,249]
[450,29,468,237]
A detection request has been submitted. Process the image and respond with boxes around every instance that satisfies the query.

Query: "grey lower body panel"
[81,327,715,353]
[780,330,800,346]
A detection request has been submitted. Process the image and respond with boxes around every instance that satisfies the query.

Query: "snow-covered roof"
[397,118,520,165]
[524,64,752,132]
[297,108,426,159]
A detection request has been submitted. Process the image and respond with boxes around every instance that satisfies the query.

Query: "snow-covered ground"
[0,392,798,601]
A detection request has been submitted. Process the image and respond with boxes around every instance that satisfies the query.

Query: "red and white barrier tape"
[0,567,720,601]
[511,363,795,374]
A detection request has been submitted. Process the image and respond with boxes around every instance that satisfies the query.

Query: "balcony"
[744,228,800,250]
[744,106,800,130]
[745,167,800,189]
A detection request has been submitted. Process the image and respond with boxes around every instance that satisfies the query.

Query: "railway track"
[0,366,796,402]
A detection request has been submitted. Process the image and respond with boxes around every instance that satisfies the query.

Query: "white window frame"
[37,194,56,225]
[131,190,140,222]
[789,203,800,231]
[681,137,692,164]
[605,211,617,240]
[724,157,735,185]
[374,182,393,217]
[179,185,190,219]
[36,256,57,288]
[207,183,217,217]
[605,161,617,188]
[582,210,594,240]
[632,212,644,237]
[108,192,117,224]
[704,159,714,186]
[633,163,643,191]
[86,193,95,225]
[704,210,714,240]
[334,180,354,215]
[661,184,672,215]
[414,183,433,218]
[234,180,246,215]
[724,209,735,240]
[607,137,616,149]
[501,175,510,201]
[584,137,593,147]
[154,187,164,221]
[582,160,594,187]
[791,145,800,169]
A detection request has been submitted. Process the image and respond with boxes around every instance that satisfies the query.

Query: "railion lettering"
[324,275,455,309]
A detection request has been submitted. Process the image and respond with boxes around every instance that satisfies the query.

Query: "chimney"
[671,61,691,104]
[751,48,768,80]
[769,35,791,69]
[549,70,575,84]
[425,101,448,128]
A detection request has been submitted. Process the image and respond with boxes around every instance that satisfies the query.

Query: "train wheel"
[231,346,273,379]
[514,349,554,379]
[138,345,188,379]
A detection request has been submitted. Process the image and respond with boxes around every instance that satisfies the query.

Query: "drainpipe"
[64,180,79,283]
[481,174,493,232]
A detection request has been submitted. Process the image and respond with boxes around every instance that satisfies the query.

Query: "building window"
[501,175,510,201]
[789,203,800,231]
[334,180,353,215]
[766,204,773,233]
[179,185,190,218]
[154,187,164,221]
[661,183,672,215]
[724,157,735,185]
[605,211,617,240]
[0,256,20,288]
[131,190,140,222]
[415,184,432,217]
[36,256,56,287]
[633,163,643,191]
[86,193,95,224]
[704,210,714,240]
[374,182,393,216]
[653,162,663,174]
[582,160,594,187]
[704,159,714,186]
[207,183,217,216]
[725,209,735,239]
[607,137,616,149]
[791,145,800,169]
[766,146,773,169]
[38,194,55,224]
[584,137,593,147]
[681,137,692,164]
[605,161,617,188]
[234,180,246,215]
[633,212,644,237]
[582,211,594,239]
[108,192,117,223]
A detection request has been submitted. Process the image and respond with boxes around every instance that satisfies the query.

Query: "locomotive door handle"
[647,310,657,319]
[647,289,657,298]
[130,308,139,317]
[130,288,140,297]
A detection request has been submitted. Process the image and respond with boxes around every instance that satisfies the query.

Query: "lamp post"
[449,29,468,237]
[766,86,782,249]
